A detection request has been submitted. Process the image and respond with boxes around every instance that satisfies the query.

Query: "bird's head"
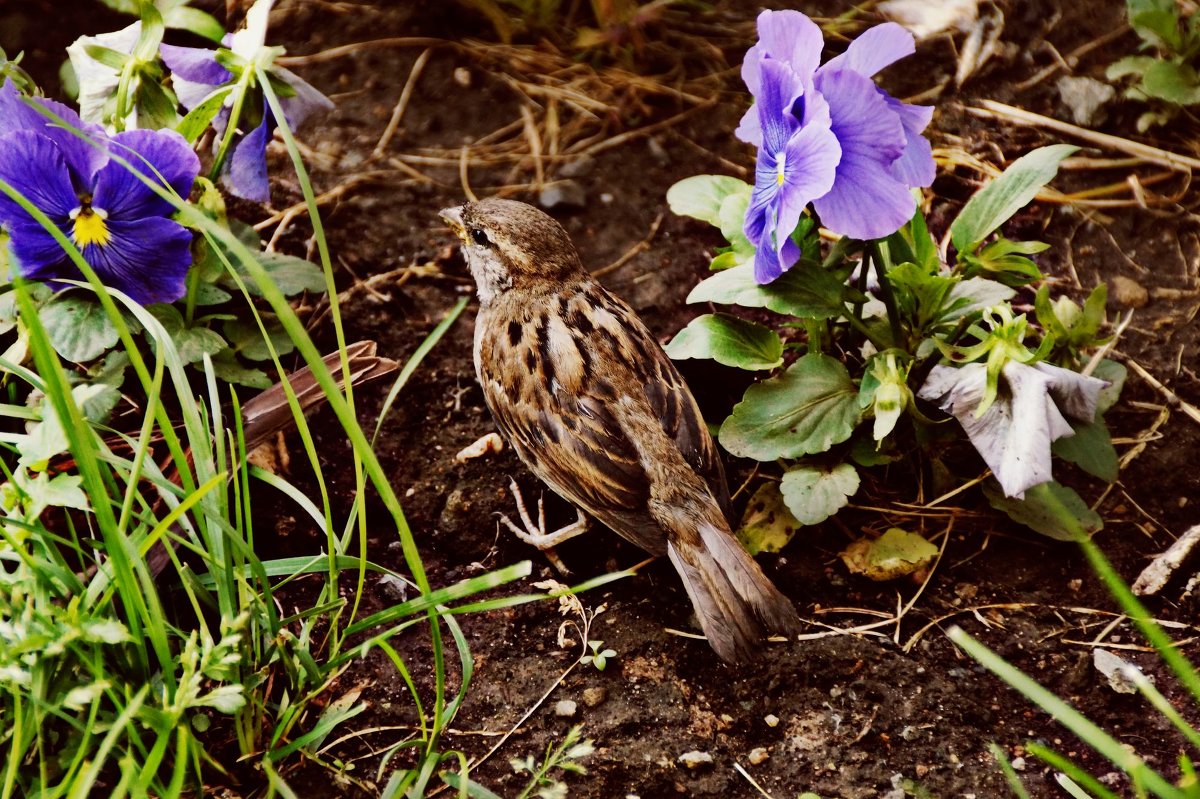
[440,198,584,305]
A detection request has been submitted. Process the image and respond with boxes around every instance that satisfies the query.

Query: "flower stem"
[870,241,904,350]
[210,68,255,181]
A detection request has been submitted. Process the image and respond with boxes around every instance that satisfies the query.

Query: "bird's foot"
[498,478,588,576]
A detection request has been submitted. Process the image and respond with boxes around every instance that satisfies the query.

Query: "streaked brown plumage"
[441,198,800,663]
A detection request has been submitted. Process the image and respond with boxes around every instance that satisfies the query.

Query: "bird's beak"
[440,205,467,243]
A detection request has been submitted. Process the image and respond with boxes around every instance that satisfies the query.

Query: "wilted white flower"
[918,360,1106,498]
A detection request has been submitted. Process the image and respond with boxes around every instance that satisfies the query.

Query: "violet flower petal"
[884,96,936,187]
[0,130,82,223]
[160,44,235,112]
[820,22,915,78]
[811,69,913,239]
[95,129,200,219]
[84,216,193,305]
[0,80,107,187]
[224,103,273,202]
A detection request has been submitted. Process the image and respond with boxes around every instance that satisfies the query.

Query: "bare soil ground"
[8,0,1200,796]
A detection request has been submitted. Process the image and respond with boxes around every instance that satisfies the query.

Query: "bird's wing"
[478,282,730,553]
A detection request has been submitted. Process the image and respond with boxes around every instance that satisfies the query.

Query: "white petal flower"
[918,360,1107,498]
[67,22,142,129]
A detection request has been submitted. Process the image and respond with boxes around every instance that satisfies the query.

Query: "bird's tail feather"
[666,522,801,664]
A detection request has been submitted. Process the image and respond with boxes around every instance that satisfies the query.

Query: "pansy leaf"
[208,351,272,388]
[192,282,233,306]
[177,86,232,145]
[226,251,326,297]
[736,482,801,555]
[950,145,1078,254]
[1052,419,1119,482]
[162,5,224,42]
[666,175,752,228]
[720,354,861,460]
[984,480,1103,541]
[688,262,850,320]
[841,528,938,581]
[665,313,783,371]
[1092,359,1126,414]
[1140,60,1200,105]
[780,463,859,526]
[937,277,1016,326]
[148,304,227,365]
[39,294,120,363]
[223,316,296,361]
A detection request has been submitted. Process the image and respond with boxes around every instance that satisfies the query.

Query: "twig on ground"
[372,48,432,159]
[967,100,1200,172]
[591,212,664,278]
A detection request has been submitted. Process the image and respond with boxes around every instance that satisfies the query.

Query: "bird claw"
[499,478,588,576]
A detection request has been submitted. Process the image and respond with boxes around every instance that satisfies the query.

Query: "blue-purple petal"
[83,217,193,305]
[0,80,108,188]
[755,59,803,155]
[812,69,913,239]
[4,216,76,282]
[276,68,336,128]
[755,10,824,80]
[820,22,915,78]
[223,109,272,202]
[0,130,81,223]
[885,97,936,187]
[161,44,233,95]
[95,129,200,219]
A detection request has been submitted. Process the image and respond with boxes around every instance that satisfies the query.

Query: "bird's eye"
[469,228,490,247]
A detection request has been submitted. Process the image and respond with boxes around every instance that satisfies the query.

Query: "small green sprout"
[580,640,616,671]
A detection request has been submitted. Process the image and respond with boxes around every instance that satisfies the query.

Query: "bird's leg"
[498,478,588,576]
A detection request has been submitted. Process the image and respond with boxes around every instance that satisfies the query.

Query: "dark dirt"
[7,0,1200,796]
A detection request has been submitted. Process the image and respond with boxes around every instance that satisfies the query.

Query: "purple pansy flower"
[738,10,935,260]
[744,59,840,283]
[160,41,332,203]
[0,80,199,305]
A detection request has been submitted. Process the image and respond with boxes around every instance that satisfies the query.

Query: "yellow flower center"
[70,204,110,248]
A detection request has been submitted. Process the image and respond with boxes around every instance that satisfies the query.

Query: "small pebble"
[378,574,409,603]
[764,714,780,728]
[1111,276,1149,308]
[453,67,471,87]
[748,747,769,765]
[554,699,578,718]
[538,179,587,210]
[678,751,713,770]
[582,687,607,707]
[1011,756,1026,771]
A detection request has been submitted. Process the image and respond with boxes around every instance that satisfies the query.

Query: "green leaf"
[1052,420,1119,482]
[950,145,1078,254]
[1140,60,1200,105]
[209,352,272,388]
[136,78,180,130]
[719,354,861,460]
[231,251,327,297]
[163,5,225,41]
[222,317,296,361]
[16,470,89,513]
[1106,55,1159,81]
[688,262,850,320]
[780,463,859,526]
[1129,2,1183,52]
[841,528,938,581]
[39,294,120,362]
[984,480,1103,541]
[666,175,751,227]
[82,43,128,70]
[736,482,802,555]
[1092,359,1126,414]
[440,773,505,799]
[665,313,783,370]
[177,86,232,145]
[938,277,1016,326]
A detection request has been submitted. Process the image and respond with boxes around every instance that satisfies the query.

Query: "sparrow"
[440,197,800,663]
